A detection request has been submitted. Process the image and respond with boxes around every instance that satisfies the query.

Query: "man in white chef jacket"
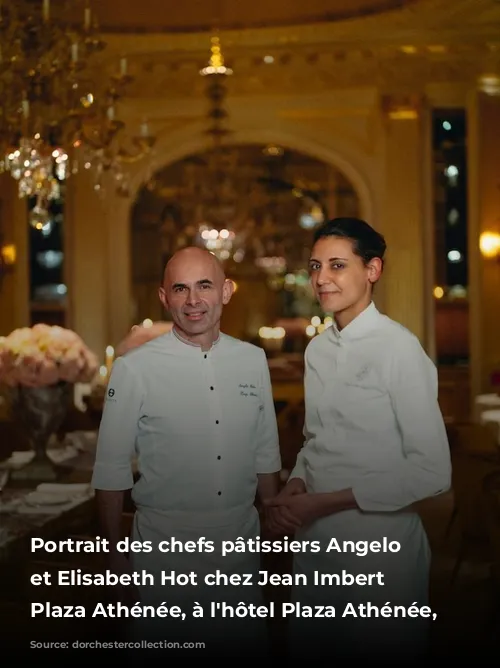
[91,247,282,655]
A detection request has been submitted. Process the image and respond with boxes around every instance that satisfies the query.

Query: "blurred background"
[1,0,500,655]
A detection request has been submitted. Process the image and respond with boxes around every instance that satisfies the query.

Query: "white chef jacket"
[92,329,281,513]
[290,301,451,510]
[287,302,451,659]
[91,330,280,654]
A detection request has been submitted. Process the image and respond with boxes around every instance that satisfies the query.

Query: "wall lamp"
[479,231,500,261]
[0,242,16,286]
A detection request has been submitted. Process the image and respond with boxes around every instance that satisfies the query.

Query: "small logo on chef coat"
[107,388,115,398]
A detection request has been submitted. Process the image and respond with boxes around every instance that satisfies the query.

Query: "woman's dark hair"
[313,217,386,266]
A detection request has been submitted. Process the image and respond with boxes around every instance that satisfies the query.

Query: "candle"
[71,42,78,62]
[84,6,91,30]
[43,0,50,22]
[22,98,29,118]
[120,57,127,76]
[106,106,115,121]
[105,345,114,375]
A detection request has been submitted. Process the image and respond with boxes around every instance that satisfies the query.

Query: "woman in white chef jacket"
[266,218,451,661]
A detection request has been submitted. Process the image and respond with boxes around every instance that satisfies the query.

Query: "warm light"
[99,365,107,377]
[478,74,500,96]
[305,325,316,337]
[105,345,114,375]
[142,319,153,328]
[231,280,238,292]
[479,231,500,259]
[258,326,285,340]
[311,316,321,327]
[1,244,16,265]
[400,45,417,54]
[433,286,444,299]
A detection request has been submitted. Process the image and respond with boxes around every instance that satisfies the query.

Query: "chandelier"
[0,1,102,199]
[0,1,153,208]
[196,36,241,261]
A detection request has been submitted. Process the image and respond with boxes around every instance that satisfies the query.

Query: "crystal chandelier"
[0,1,147,206]
[198,227,236,262]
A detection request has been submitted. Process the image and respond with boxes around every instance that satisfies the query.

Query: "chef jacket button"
[217,456,221,460]
[215,420,219,424]
[204,354,207,359]
[210,386,214,390]
[217,491,222,496]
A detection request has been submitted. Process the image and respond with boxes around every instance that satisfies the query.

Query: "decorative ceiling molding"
[89,0,420,34]
[96,0,500,56]
[79,0,499,103]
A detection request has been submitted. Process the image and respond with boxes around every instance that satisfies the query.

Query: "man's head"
[158,246,234,345]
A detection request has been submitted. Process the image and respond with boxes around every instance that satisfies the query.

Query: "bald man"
[92,247,282,656]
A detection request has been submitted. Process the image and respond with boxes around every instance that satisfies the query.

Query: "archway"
[130,143,362,342]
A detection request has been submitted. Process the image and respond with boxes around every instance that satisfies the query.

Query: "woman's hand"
[266,492,325,528]
[264,477,307,535]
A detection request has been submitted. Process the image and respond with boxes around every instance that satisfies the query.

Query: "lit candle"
[43,0,50,22]
[120,57,127,76]
[105,345,114,375]
[84,6,91,30]
[71,42,78,62]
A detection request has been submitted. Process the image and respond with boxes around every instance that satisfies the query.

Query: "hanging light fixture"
[0,1,146,206]
[0,1,106,201]
[196,35,240,261]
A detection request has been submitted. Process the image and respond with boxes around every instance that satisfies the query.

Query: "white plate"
[24,492,71,506]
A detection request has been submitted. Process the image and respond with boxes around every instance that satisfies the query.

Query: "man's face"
[158,250,234,338]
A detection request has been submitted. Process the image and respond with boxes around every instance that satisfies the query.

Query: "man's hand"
[264,477,306,535]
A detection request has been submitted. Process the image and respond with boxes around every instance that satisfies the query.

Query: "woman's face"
[308,236,382,325]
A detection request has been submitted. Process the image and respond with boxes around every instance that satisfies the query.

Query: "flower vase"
[9,382,73,483]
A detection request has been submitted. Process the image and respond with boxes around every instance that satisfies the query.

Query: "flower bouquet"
[0,324,98,482]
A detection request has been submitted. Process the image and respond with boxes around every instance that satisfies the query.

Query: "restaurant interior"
[0,0,500,656]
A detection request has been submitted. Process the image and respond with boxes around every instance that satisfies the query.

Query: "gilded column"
[65,171,109,358]
[0,175,29,333]
[379,94,429,346]
[467,91,500,397]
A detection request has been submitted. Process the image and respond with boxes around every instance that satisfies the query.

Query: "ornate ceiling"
[81,0,420,33]
[86,0,500,99]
